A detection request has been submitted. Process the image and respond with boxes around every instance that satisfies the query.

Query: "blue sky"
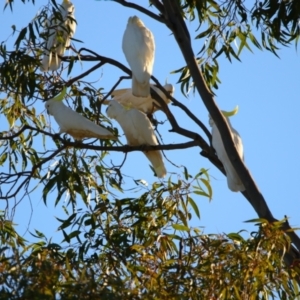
[1,0,300,243]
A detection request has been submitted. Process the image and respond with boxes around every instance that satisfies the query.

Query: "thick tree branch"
[160,0,300,264]
[161,0,272,218]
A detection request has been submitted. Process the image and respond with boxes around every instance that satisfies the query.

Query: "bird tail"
[48,54,61,71]
[40,52,61,72]
[144,150,166,178]
[225,166,245,192]
[40,52,51,72]
[49,43,67,71]
[132,76,150,98]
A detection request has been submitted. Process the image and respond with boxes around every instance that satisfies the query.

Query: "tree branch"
[0,125,199,152]
[0,125,199,200]
[160,0,300,264]
[161,0,273,218]
[66,61,105,87]
[63,50,214,155]
[0,145,67,200]
[150,77,212,142]
[112,0,164,23]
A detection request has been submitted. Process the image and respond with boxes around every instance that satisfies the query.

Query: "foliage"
[1,214,300,299]
[0,0,300,299]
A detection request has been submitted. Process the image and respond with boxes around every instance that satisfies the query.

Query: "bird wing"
[122,20,154,83]
[113,93,153,114]
[111,84,173,113]
[232,128,244,160]
[106,102,166,177]
[40,16,58,71]
[211,124,245,192]
[62,3,76,47]
[129,109,158,145]
[122,17,155,97]
[48,101,116,140]
[127,109,166,177]
[111,88,130,98]
[40,1,76,72]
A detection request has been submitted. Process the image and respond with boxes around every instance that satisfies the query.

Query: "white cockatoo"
[45,87,117,141]
[104,84,174,114]
[106,100,166,178]
[40,0,76,72]
[122,16,155,98]
[209,107,245,192]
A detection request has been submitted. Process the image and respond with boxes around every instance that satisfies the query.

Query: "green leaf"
[172,224,189,231]
[57,213,77,230]
[244,218,268,224]
[188,196,200,219]
[62,229,70,243]
[42,176,58,206]
[0,152,8,166]
[67,230,81,240]
[28,23,36,45]
[14,27,27,49]
[200,178,213,199]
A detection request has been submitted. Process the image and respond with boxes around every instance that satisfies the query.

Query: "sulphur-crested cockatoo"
[209,107,245,192]
[40,0,76,72]
[106,100,166,178]
[122,16,155,98]
[45,87,117,141]
[107,84,174,114]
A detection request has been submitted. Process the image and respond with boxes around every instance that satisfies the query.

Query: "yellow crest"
[221,105,239,117]
[52,86,67,102]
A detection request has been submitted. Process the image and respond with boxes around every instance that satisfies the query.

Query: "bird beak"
[221,105,239,117]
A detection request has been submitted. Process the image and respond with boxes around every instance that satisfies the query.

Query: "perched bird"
[40,0,76,72]
[122,16,155,98]
[209,107,245,192]
[104,84,174,114]
[45,87,117,141]
[106,100,166,178]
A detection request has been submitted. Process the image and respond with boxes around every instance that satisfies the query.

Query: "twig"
[112,0,164,23]
[67,61,105,87]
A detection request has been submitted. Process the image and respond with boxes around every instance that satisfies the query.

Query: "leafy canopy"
[0,0,300,299]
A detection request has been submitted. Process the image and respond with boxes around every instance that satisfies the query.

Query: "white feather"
[40,0,76,72]
[106,100,166,178]
[108,84,174,114]
[45,99,117,141]
[209,115,245,192]
[122,16,155,98]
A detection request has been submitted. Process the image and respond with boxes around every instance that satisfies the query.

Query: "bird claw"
[53,133,61,140]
